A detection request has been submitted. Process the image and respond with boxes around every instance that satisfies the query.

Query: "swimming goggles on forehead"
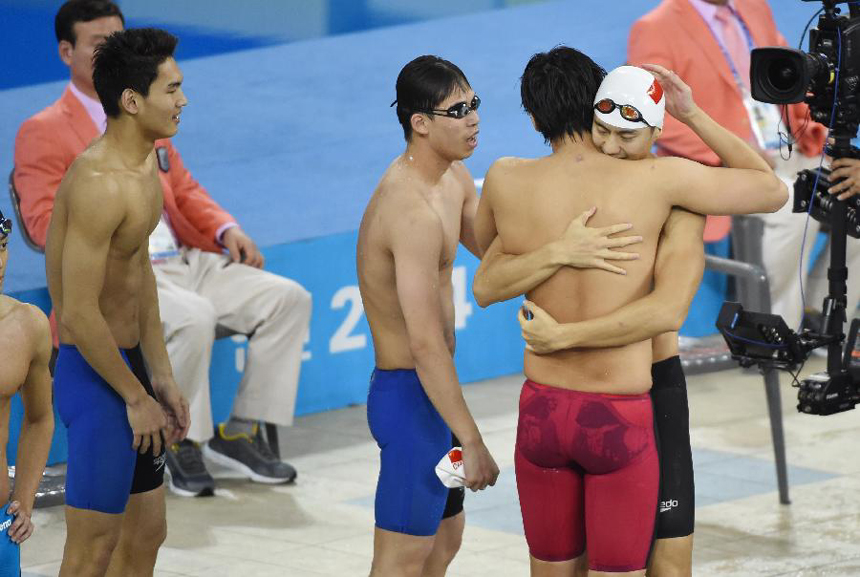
[593,98,653,127]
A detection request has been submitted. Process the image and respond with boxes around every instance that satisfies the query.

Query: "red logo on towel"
[449,449,463,470]
[647,79,663,104]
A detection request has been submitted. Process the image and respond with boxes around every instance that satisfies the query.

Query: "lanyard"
[701,7,783,150]
[704,7,756,91]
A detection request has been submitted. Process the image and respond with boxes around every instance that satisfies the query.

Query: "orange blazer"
[13,86,235,252]
[628,0,827,241]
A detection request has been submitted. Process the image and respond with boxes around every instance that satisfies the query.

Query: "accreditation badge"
[742,90,784,151]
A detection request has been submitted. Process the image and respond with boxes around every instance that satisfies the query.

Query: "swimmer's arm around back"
[57,176,149,404]
[657,156,786,216]
[456,163,482,258]
[644,64,786,214]
[520,210,705,352]
[644,64,774,174]
[473,209,642,307]
[473,161,501,256]
[8,307,54,540]
[473,235,566,307]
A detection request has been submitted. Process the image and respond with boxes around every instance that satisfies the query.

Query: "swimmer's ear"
[120,88,140,116]
[651,127,663,141]
[411,112,431,137]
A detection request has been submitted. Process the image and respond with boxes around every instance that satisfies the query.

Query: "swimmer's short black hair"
[394,55,471,141]
[521,46,606,144]
[93,27,178,118]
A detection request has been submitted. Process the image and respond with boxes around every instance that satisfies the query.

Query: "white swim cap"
[435,447,466,489]
[593,66,665,130]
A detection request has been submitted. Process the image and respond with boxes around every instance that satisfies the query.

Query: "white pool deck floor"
[20,357,860,576]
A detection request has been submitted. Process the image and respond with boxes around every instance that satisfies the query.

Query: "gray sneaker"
[165,440,216,497]
[203,424,297,484]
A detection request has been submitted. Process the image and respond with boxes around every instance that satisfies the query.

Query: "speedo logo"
[154,453,166,471]
[660,499,679,513]
[0,518,11,533]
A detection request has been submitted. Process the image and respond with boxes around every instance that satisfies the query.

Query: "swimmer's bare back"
[481,149,784,394]
[484,153,670,393]
[358,157,474,368]
[46,137,162,350]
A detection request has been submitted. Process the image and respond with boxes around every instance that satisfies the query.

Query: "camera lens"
[767,57,801,92]
[751,47,811,104]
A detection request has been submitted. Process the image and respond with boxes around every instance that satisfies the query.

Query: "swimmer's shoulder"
[449,160,475,187]
[62,156,126,207]
[482,156,535,196]
[22,301,50,333]
[0,296,49,347]
[487,156,534,174]
[21,302,51,355]
[371,173,440,240]
[56,163,129,237]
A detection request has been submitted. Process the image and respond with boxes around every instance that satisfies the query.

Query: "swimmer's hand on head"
[461,437,500,492]
[641,64,697,124]
[518,301,564,354]
[151,375,191,444]
[6,501,34,544]
[126,391,168,455]
[644,63,777,168]
[555,207,641,274]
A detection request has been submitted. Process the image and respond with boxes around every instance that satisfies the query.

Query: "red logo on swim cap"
[647,79,664,104]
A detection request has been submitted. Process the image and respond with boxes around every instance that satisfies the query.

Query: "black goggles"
[392,95,481,120]
[424,95,480,119]
[0,215,10,241]
[593,98,653,127]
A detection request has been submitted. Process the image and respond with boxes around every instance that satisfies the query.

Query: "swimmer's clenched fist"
[461,440,498,491]
[126,386,167,455]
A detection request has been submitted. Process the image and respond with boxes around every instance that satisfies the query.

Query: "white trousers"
[760,153,860,330]
[154,248,312,442]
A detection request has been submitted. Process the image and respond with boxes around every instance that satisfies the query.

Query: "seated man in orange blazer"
[14,0,311,497]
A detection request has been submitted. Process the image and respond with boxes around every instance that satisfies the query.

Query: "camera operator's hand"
[641,64,697,123]
[828,158,860,200]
